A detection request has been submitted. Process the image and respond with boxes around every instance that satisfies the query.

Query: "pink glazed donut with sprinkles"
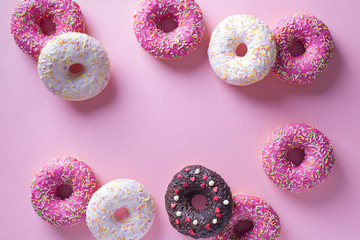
[211,193,281,240]
[262,123,335,193]
[271,13,335,84]
[30,156,98,227]
[10,0,85,59]
[133,0,205,59]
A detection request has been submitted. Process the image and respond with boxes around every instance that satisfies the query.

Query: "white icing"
[193,220,198,225]
[38,32,110,101]
[174,195,179,201]
[223,200,230,205]
[209,180,215,186]
[176,211,182,217]
[212,219,218,224]
[195,169,200,174]
[86,179,155,240]
[208,15,276,86]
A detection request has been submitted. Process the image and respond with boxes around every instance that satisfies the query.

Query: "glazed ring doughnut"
[38,32,110,101]
[133,0,205,60]
[261,123,335,193]
[10,0,85,59]
[208,14,276,86]
[86,179,156,240]
[211,193,281,240]
[30,156,98,227]
[165,165,233,239]
[271,13,335,84]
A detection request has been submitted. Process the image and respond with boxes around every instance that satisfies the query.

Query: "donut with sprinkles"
[133,0,205,60]
[10,0,86,59]
[262,123,335,193]
[165,165,233,239]
[37,32,110,101]
[86,179,156,240]
[30,156,98,227]
[208,14,276,86]
[271,13,335,84]
[211,193,281,240]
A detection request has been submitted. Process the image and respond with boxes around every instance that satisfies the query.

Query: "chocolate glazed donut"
[165,165,233,238]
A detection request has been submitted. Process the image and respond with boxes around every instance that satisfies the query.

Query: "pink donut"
[30,156,98,227]
[133,0,205,60]
[262,123,335,193]
[211,193,281,240]
[271,13,335,84]
[10,0,85,59]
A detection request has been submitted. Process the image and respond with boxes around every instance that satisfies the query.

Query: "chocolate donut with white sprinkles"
[165,165,233,238]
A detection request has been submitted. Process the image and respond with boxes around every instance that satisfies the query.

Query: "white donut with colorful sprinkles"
[86,179,156,240]
[208,14,276,86]
[37,32,110,101]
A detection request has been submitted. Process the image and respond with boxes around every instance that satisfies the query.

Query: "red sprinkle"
[206,224,211,229]
[213,187,218,192]
[186,216,191,222]
[184,168,190,172]
[177,174,183,179]
[190,177,195,182]
[174,189,179,194]
[200,183,205,188]
[215,208,221,213]
[171,203,176,208]
[203,175,208,180]
[183,182,188,187]
[189,229,196,236]
[175,219,180,225]
[213,196,219,201]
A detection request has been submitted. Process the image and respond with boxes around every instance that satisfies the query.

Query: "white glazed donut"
[86,179,156,240]
[208,15,276,86]
[37,32,110,101]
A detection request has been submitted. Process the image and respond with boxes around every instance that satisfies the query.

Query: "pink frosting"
[211,194,281,240]
[133,0,205,60]
[262,123,335,193]
[10,0,85,59]
[271,13,335,84]
[30,156,98,227]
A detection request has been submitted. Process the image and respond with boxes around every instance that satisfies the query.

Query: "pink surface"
[1,0,360,239]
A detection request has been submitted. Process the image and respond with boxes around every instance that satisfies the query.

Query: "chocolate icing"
[165,165,233,238]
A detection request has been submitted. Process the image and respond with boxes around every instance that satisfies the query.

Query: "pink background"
[1,0,360,239]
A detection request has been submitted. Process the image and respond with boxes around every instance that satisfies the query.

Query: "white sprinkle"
[176,211,182,217]
[195,169,200,174]
[193,220,198,225]
[209,180,215,186]
[223,200,229,205]
[174,195,179,201]
[212,219,218,224]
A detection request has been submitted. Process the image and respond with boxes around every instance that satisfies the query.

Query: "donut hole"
[288,41,306,57]
[69,63,84,75]
[40,18,56,36]
[191,194,207,210]
[235,43,248,57]
[159,17,178,33]
[287,148,305,166]
[234,219,254,236]
[114,207,129,221]
[56,184,73,199]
